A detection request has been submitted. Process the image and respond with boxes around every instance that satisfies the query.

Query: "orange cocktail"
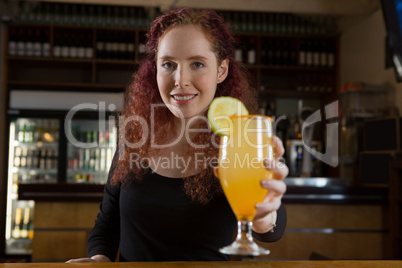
[218,115,273,221]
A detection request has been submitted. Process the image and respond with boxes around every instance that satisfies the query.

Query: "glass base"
[219,240,270,256]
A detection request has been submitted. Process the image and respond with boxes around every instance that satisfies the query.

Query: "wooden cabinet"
[256,203,389,260]
[389,157,402,259]
[32,202,100,262]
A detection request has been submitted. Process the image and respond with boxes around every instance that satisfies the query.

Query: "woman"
[67,7,288,262]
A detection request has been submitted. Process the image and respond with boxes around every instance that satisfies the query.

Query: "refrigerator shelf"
[13,141,59,148]
[12,168,57,174]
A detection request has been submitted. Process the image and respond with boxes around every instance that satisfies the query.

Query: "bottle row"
[70,173,107,183]
[8,26,146,61]
[260,74,335,93]
[68,147,114,172]
[17,2,337,35]
[17,173,56,183]
[16,119,59,143]
[53,29,93,59]
[12,206,33,240]
[14,147,58,170]
[71,127,117,147]
[17,2,156,28]
[220,10,336,35]
[8,27,50,57]
[235,37,336,67]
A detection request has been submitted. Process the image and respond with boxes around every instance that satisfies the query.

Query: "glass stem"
[237,218,254,243]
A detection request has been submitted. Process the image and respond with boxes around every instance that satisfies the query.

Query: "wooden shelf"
[8,80,125,91]
[258,89,333,98]
[8,56,137,65]
[258,65,336,72]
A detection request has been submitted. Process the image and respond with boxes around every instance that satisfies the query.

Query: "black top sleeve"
[252,203,287,242]
[87,152,121,261]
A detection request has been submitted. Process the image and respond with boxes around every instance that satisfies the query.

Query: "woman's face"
[156,24,228,119]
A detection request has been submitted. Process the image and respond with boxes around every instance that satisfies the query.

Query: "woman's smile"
[171,94,198,103]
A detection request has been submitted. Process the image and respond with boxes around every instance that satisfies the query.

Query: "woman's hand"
[65,254,111,263]
[252,136,288,233]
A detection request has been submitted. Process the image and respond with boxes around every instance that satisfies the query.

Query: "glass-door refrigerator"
[5,116,61,256]
[66,118,116,184]
[2,90,122,260]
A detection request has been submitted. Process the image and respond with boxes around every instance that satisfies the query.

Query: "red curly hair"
[113,7,257,204]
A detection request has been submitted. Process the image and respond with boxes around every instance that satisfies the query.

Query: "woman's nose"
[174,67,190,88]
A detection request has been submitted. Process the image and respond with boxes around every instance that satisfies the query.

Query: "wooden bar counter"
[1,261,402,268]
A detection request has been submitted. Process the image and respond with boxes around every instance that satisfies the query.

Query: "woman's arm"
[66,254,111,263]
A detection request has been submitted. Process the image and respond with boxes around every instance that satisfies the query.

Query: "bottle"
[105,6,113,27]
[305,40,313,67]
[282,39,290,66]
[247,38,256,64]
[328,41,335,68]
[274,39,282,66]
[33,28,42,57]
[138,36,147,60]
[25,28,34,56]
[24,122,33,143]
[43,3,52,24]
[77,32,85,58]
[266,39,274,66]
[14,147,21,167]
[118,32,127,60]
[46,149,53,169]
[111,32,120,59]
[299,40,306,66]
[105,32,113,59]
[234,37,243,62]
[96,31,105,59]
[20,148,28,167]
[313,40,320,67]
[39,149,47,169]
[12,208,23,239]
[53,31,62,58]
[127,33,135,60]
[62,4,70,25]
[87,5,95,26]
[53,3,61,25]
[51,120,59,142]
[61,30,70,58]
[255,13,261,32]
[85,33,94,59]
[18,122,26,142]
[26,149,33,168]
[247,12,254,32]
[20,207,31,239]
[320,40,328,67]
[289,40,297,66]
[69,31,78,58]
[17,27,26,56]
[42,28,50,57]
[8,27,17,56]
[241,13,248,32]
[32,149,39,168]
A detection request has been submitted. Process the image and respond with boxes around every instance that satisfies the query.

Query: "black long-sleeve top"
[87,155,287,262]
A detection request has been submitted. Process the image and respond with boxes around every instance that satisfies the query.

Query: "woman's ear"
[217,59,229,84]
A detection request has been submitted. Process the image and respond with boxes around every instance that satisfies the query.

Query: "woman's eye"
[162,62,174,69]
[193,62,204,68]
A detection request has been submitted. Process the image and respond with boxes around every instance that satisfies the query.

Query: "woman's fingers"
[264,159,289,180]
[261,179,287,197]
[255,197,281,216]
[273,136,285,160]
